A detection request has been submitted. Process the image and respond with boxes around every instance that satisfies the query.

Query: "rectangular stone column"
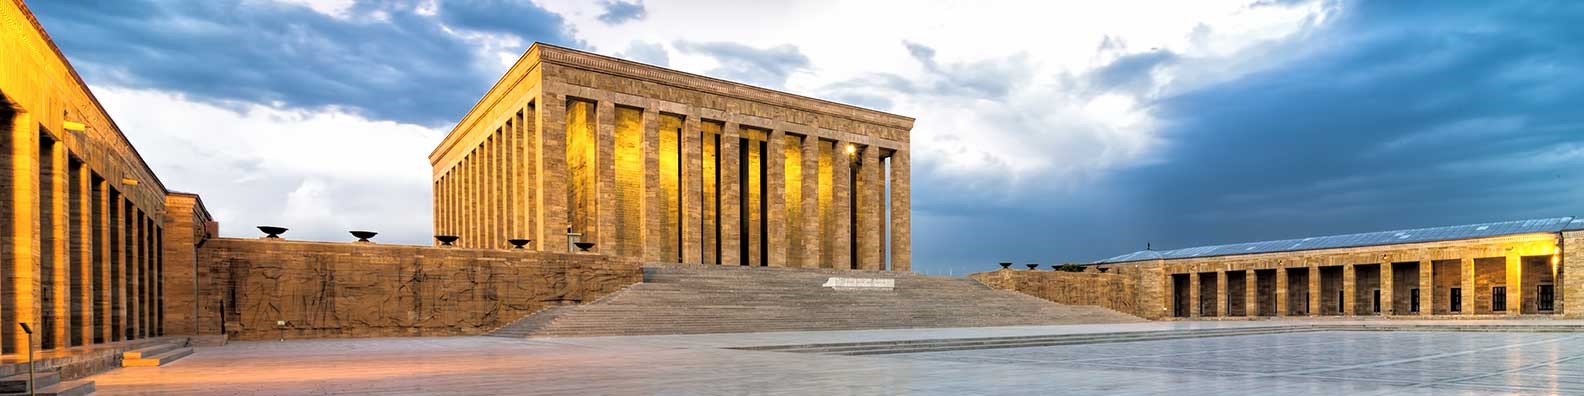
[1216,271,1228,317]
[641,110,662,261]
[5,112,40,355]
[800,136,821,269]
[1243,270,1257,316]
[95,179,110,343]
[1275,267,1288,316]
[595,101,617,254]
[764,129,786,267]
[129,208,141,339]
[537,94,570,252]
[1419,259,1433,316]
[1460,256,1475,315]
[1189,272,1202,317]
[1506,252,1522,316]
[717,123,741,265]
[1380,260,1394,316]
[829,141,852,269]
[855,146,882,270]
[1343,264,1356,316]
[682,117,703,264]
[46,139,70,349]
[74,162,93,345]
[1307,265,1320,317]
[520,105,539,249]
[888,150,910,272]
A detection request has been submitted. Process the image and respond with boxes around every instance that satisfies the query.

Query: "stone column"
[1275,267,1288,316]
[537,94,570,252]
[1216,271,1228,317]
[1506,252,1522,315]
[888,149,910,272]
[800,136,821,269]
[1189,272,1202,317]
[717,123,741,265]
[855,145,882,270]
[1380,260,1394,316]
[75,162,93,345]
[595,101,617,254]
[830,141,853,269]
[5,112,40,354]
[1460,256,1475,315]
[763,129,786,267]
[1343,264,1356,316]
[1307,265,1320,317]
[1243,270,1257,316]
[45,139,70,348]
[129,209,141,339]
[1419,259,1433,316]
[641,110,662,261]
[96,179,111,343]
[682,116,703,264]
[522,104,539,249]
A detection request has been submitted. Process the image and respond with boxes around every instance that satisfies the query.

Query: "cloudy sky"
[29,0,1584,275]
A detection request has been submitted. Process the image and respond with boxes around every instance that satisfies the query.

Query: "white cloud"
[95,87,442,244]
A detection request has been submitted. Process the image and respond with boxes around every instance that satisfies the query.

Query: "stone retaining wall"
[197,238,641,340]
[971,268,1155,319]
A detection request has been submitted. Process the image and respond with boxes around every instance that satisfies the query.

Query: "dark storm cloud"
[29,0,583,126]
[672,41,810,89]
[1097,0,1584,260]
[597,1,647,25]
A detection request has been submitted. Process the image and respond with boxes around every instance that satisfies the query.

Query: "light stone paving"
[85,321,1584,395]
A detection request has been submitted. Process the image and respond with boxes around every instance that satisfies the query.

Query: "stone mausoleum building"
[429,43,913,271]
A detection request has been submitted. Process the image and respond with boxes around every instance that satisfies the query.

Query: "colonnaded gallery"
[2,0,1584,394]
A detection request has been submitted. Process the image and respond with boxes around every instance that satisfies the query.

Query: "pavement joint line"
[1419,350,1584,387]
[1269,334,1584,376]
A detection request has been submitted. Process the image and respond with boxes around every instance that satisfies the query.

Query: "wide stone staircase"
[490,264,1143,338]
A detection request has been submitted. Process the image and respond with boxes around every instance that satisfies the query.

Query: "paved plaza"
[80,321,1584,395]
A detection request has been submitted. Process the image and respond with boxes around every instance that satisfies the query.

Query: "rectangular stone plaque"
[822,277,895,290]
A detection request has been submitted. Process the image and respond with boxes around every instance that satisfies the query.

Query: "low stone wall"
[971,268,1153,319]
[197,238,642,340]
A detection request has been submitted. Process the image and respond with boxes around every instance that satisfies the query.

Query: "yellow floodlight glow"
[845,144,857,155]
[62,121,85,132]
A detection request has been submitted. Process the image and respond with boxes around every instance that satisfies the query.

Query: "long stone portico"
[1085,217,1584,320]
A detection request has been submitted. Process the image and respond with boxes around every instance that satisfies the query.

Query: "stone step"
[741,326,1311,355]
[121,343,179,360]
[121,347,193,367]
[0,370,60,393]
[0,380,94,396]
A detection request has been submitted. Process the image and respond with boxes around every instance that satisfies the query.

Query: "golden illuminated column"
[96,179,110,342]
[641,110,662,261]
[855,145,883,270]
[5,112,39,354]
[463,154,474,247]
[74,161,93,345]
[518,104,538,249]
[45,138,70,348]
[829,141,852,269]
[1380,260,1393,315]
[537,94,570,252]
[1460,256,1475,315]
[718,122,741,265]
[488,131,500,248]
[595,101,617,254]
[764,129,786,267]
[1506,252,1521,316]
[1343,264,1356,315]
[1274,266,1288,316]
[1419,259,1433,316]
[129,208,141,339]
[682,116,703,264]
[888,149,909,272]
[1188,272,1201,317]
[799,135,820,268]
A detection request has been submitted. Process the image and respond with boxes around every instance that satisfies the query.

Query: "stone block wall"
[1564,230,1583,318]
[196,238,641,340]
[971,267,1151,319]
